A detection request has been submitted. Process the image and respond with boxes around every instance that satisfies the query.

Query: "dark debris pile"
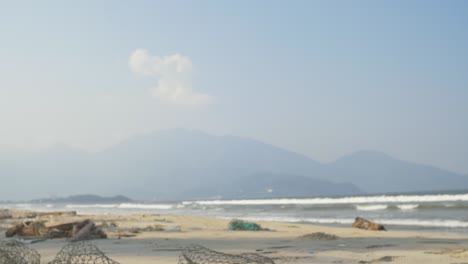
[178,244,275,264]
[48,240,120,264]
[0,240,41,264]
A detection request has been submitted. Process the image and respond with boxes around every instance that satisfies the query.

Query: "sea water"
[2,191,468,235]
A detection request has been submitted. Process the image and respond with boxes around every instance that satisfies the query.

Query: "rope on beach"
[178,245,275,264]
[48,240,120,264]
[0,240,41,264]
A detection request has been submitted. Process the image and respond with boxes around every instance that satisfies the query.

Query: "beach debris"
[5,220,48,237]
[178,244,275,264]
[229,219,263,231]
[376,256,397,262]
[297,232,339,240]
[366,244,395,249]
[359,256,401,263]
[101,221,118,229]
[0,240,41,264]
[143,225,164,232]
[128,227,142,234]
[1,210,77,219]
[0,209,12,220]
[109,233,137,239]
[165,226,181,232]
[48,240,120,264]
[17,238,47,244]
[29,211,77,218]
[69,219,107,241]
[352,217,386,231]
[5,219,107,240]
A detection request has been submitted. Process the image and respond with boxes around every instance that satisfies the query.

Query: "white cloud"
[129,49,213,105]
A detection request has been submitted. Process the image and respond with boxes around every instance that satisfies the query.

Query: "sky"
[0,0,467,174]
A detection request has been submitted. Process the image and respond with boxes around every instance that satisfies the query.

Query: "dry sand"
[1,211,468,263]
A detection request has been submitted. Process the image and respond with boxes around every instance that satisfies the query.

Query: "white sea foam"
[397,204,419,210]
[117,203,173,210]
[184,193,468,206]
[66,204,118,208]
[356,204,388,211]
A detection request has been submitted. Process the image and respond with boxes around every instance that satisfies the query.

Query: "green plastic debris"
[228,220,262,231]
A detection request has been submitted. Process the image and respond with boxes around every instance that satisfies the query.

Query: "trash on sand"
[5,219,107,240]
[228,219,263,231]
[352,217,386,231]
[178,244,275,264]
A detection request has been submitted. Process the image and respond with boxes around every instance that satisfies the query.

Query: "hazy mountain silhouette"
[324,150,468,193]
[0,129,466,201]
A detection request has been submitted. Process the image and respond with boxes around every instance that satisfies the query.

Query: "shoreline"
[1,210,468,263]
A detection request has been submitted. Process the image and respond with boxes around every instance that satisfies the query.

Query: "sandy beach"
[1,210,468,263]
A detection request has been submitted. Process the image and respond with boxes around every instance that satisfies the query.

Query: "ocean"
[2,191,468,235]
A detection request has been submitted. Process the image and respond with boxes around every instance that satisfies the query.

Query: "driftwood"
[5,221,47,237]
[352,217,386,231]
[70,219,107,241]
[5,219,107,240]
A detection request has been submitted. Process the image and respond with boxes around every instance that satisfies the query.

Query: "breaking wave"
[397,204,419,210]
[118,203,173,210]
[66,204,118,208]
[184,193,468,205]
[356,205,388,211]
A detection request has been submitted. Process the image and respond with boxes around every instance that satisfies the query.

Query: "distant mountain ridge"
[325,150,468,193]
[0,129,467,201]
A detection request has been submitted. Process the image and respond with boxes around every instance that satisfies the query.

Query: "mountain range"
[0,129,467,201]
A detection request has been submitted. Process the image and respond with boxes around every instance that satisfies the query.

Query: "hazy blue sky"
[0,1,467,174]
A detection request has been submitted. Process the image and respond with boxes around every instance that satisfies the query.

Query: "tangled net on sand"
[178,245,275,264]
[48,240,119,264]
[0,240,41,264]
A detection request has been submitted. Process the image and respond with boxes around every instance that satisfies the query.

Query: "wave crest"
[185,193,468,206]
[356,205,388,211]
[397,204,419,210]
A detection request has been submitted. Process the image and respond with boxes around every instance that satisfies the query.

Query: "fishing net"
[0,240,41,264]
[178,245,275,264]
[48,240,120,264]
[228,220,262,231]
